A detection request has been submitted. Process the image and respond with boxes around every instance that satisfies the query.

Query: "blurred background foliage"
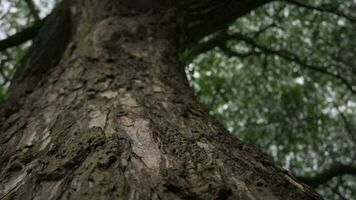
[0,0,355,199]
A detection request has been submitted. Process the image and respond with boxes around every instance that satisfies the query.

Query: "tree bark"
[0,0,322,199]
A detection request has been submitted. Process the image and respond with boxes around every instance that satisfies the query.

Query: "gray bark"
[0,0,322,199]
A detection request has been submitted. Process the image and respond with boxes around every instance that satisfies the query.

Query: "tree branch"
[191,22,280,56]
[0,20,44,51]
[190,31,229,56]
[0,51,11,85]
[327,183,349,200]
[191,30,356,94]
[25,0,40,21]
[227,33,356,94]
[298,163,356,188]
[283,0,355,23]
[219,45,262,58]
[177,0,272,43]
[335,106,356,144]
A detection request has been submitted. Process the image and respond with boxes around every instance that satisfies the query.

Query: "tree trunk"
[0,1,322,199]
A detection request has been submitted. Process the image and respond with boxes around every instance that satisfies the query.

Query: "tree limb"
[0,20,44,51]
[190,31,229,56]
[225,33,356,94]
[219,44,262,58]
[191,30,356,94]
[177,0,272,43]
[335,106,356,144]
[298,163,356,188]
[326,183,348,200]
[283,0,355,23]
[0,51,11,85]
[25,0,40,21]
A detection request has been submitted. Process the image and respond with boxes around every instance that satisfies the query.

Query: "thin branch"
[298,163,356,188]
[191,31,356,94]
[191,22,279,56]
[327,183,349,200]
[191,31,229,56]
[228,33,356,94]
[335,106,356,144]
[219,45,262,58]
[334,105,356,162]
[25,0,40,21]
[253,22,280,38]
[0,64,10,85]
[0,51,11,85]
[0,20,44,51]
[283,0,355,23]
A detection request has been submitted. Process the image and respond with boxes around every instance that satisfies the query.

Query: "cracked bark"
[0,0,323,199]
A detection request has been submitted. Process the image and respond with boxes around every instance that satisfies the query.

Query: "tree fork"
[0,0,322,199]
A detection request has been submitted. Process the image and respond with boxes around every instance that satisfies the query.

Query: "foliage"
[187,1,356,199]
[0,0,55,92]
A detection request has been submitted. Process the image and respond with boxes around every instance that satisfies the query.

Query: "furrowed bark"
[0,0,322,199]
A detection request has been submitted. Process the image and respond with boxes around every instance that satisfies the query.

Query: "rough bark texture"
[0,0,323,199]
